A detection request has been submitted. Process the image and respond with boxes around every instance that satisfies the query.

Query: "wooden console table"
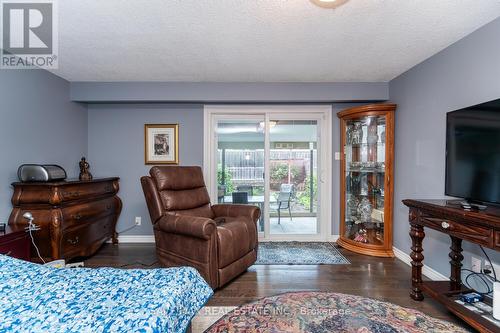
[403,199,500,333]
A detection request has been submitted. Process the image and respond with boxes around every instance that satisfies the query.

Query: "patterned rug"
[205,292,470,333]
[255,242,350,265]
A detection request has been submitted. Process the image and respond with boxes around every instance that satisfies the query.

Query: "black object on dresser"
[8,178,122,262]
[403,199,500,333]
[0,225,31,261]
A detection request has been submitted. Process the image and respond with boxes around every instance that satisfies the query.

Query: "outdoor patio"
[269,217,317,234]
[217,120,319,235]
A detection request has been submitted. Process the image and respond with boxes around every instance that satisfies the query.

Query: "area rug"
[205,292,470,333]
[255,242,350,265]
[191,306,236,333]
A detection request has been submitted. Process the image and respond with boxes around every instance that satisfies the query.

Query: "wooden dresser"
[8,178,122,262]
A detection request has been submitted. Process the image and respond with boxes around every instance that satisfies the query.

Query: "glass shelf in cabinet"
[344,218,384,225]
[345,169,385,174]
[344,142,385,149]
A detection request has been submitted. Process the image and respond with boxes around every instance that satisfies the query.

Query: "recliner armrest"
[212,204,261,222]
[157,214,217,240]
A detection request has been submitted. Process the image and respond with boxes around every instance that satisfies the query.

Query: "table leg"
[258,203,264,232]
[449,236,463,290]
[410,222,425,301]
[112,231,119,244]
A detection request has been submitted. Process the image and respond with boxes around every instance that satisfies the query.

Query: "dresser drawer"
[494,231,500,250]
[0,234,30,260]
[421,217,492,246]
[61,216,114,256]
[60,181,117,202]
[61,197,118,230]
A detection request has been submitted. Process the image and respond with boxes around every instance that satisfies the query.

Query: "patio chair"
[218,185,226,202]
[232,191,249,204]
[271,184,293,224]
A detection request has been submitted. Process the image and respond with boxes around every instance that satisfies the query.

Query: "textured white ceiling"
[53,0,500,82]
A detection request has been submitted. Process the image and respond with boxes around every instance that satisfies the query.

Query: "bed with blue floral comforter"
[0,255,213,333]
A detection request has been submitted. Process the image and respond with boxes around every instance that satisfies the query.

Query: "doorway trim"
[203,105,332,241]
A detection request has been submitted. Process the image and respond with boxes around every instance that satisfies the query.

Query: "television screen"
[446,99,500,205]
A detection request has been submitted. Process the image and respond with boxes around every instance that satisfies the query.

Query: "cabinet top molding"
[337,103,397,118]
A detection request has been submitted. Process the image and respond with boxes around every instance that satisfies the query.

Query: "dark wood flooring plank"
[85,243,466,327]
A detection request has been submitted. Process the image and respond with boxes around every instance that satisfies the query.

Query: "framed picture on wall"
[144,124,179,164]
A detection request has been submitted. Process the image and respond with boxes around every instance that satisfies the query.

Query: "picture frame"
[144,124,179,164]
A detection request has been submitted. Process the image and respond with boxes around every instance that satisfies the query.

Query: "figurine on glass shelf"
[349,173,361,194]
[357,197,373,223]
[351,122,363,144]
[346,194,359,221]
[346,124,354,144]
[376,195,385,210]
[367,117,379,144]
[360,173,369,196]
[353,229,368,243]
[79,157,93,181]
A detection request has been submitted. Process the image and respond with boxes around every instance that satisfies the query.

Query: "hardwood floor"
[84,243,467,328]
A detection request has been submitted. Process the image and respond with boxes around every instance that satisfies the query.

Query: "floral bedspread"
[0,255,212,333]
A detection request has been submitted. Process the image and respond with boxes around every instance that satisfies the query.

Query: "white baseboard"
[258,235,340,242]
[393,247,448,281]
[115,235,155,243]
[329,235,339,242]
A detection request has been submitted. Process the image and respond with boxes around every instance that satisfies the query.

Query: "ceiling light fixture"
[257,121,277,132]
[310,0,349,9]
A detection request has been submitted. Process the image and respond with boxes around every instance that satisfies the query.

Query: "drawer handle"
[105,185,112,192]
[106,205,112,210]
[74,214,82,220]
[65,191,80,197]
[67,236,79,245]
[441,221,450,229]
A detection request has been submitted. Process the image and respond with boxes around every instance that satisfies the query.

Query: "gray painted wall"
[0,70,88,222]
[87,104,204,235]
[389,17,500,277]
[6,16,499,281]
[71,82,388,103]
[87,103,361,236]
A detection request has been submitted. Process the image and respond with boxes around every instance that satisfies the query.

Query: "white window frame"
[203,105,332,241]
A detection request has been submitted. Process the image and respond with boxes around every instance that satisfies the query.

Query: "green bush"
[297,175,317,211]
[270,164,288,181]
[270,164,303,185]
[217,166,234,193]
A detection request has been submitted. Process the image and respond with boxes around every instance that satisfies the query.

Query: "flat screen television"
[446,98,500,206]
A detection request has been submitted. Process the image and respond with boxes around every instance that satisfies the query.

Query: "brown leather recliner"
[141,166,260,289]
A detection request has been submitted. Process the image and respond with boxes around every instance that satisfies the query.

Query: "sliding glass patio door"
[205,106,331,241]
[214,116,265,232]
[268,117,319,236]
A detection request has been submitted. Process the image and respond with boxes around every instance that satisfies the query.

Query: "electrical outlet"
[484,262,500,280]
[135,216,142,226]
[471,256,482,273]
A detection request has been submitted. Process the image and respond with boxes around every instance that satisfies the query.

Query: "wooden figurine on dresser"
[79,157,93,181]
[9,162,121,262]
